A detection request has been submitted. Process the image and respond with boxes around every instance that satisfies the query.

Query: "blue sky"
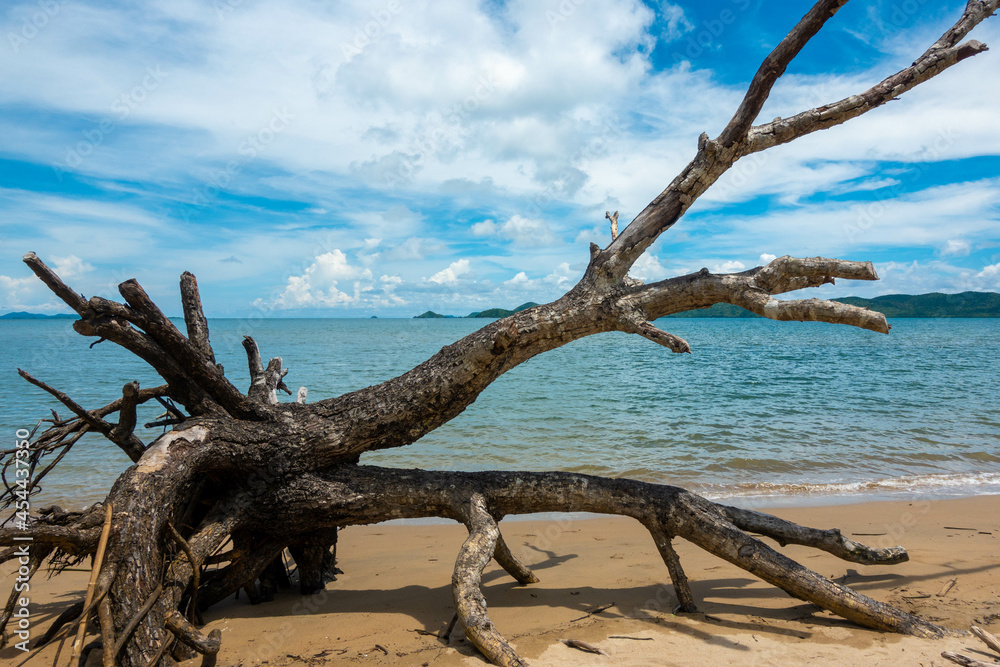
[1,0,998,317]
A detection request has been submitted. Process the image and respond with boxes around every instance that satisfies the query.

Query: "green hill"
[467,302,539,318]
[413,311,454,319]
[834,292,1000,317]
[665,291,1000,318]
[0,311,76,319]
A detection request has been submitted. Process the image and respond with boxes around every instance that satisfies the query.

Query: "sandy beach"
[3,495,998,666]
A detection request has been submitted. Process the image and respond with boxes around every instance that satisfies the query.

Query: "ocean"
[2,317,999,511]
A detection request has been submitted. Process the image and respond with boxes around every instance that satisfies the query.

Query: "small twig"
[605,210,619,240]
[608,635,653,640]
[441,612,459,642]
[144,418,186,429]
[570,602,614,622]
[937,578,957,597]
[71,503,113,665]
[561,638,608,656]
[154,396,186,421]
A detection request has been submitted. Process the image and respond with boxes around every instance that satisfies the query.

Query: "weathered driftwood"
[2,2,998,665]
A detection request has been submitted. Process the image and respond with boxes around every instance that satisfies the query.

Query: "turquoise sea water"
[1,317,998,510]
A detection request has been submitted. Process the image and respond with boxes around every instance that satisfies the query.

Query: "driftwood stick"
[71,503,112,664]
[941,652,998,667]
[98,596,116,667]
[971,625,1000,655]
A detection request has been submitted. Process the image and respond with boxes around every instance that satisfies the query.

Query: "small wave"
[696,471,1000,502]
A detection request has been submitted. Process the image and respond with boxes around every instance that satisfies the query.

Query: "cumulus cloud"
[427,259,472,285]
[471,220,497,237]
[271,250,373,308]
[712,260,746,274]
[759,253,777,264]
[977,262,1000,285]
[630,254,670,282]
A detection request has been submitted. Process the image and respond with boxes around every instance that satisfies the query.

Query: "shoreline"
[22,472,1000,521]
[3,495,998,666]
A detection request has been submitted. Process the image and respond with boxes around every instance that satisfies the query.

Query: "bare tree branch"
[587,0,997,284]
[745,1,998,155]
[180,272,216,365]
[717,0,847,147]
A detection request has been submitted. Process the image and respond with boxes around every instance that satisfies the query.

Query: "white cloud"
[631,253,669,282]
[941,239,971,256]
[505,271,529,286]
[657,4,694,43]
[471,220,497,237]
[712,260,746,274]
[270,250,373,308]
[545,262,577,288]
[471,214,559,247]
[500,215,558,247]
[759,253,777,264]
[977,262,1000,284]
[428,258,471,285]
[0,254,93,312]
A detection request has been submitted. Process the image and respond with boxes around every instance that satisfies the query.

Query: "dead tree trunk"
[2,2,997,665]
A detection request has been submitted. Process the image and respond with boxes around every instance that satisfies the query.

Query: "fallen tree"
[2,1,997,665]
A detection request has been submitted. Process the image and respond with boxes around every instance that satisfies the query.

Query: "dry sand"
[3,495,998,666]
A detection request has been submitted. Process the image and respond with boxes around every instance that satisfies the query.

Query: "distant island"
[666,291,1000,319]
[0,311,76,319]
[415,302,539,319]
[415,292,1000,319]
